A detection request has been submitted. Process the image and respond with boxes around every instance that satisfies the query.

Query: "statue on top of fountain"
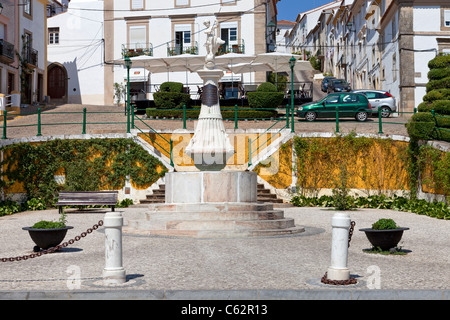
[204,20,225,70]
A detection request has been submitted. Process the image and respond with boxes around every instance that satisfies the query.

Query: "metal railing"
[121,43,153,58]
[216,39,245,56]
[0,39,15,62]
[431,110,450,138]
[167,42,199,56]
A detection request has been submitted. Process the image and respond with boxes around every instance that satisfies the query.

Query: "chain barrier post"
[36,108,42,137]
[183,104,187,129]
[378,109,383,134]
[335,106,340,133]
[327,212,351,281]
[286,104,289,129]
[234,104,238,129]
[2,111,6,140]
[103,211,126,284]
[82,108,87,134]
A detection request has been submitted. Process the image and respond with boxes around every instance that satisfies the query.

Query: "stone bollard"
[327,212,351,281]
[103,211,126,284]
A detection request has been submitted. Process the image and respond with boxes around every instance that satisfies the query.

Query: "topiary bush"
[406,112,436,141]
[247,82,285,109]
[154,81,191,109]
[407,54,450,143]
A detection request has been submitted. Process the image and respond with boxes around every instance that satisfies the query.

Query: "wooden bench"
[55,191,118,214]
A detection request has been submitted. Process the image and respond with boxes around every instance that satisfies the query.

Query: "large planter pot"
[22,226,73,251]
[359,227,409,251]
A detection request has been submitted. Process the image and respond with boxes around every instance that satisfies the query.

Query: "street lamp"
[289,56,296,133]
[124,55,132,133]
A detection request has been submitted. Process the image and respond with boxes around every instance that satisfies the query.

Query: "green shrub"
[248,82,284,109]
[256,82,278,92]
[422,88,450,102]
[428,54,450,70]
[406,112,436,141]
[160,82,184,93]
[428,67,450,80]
[0,200,21,217]
[153,92,191,109]
[32,220,66,229]
[247,92,285,109]
[430,100,450,116]
[372,218,399,230]
[426,76,450,93]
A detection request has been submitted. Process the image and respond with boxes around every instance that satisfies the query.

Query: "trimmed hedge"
[426,76,450,93]
[406,112,436,141]
[423,88,450,102]
[428,54,450,69]
[153,81,191,109]
[160,82,184,93]
[247,82,285,109]
[417,100,450,115]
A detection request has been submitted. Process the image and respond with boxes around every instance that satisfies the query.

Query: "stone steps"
[124,201,304,238]
[139,183,289,205]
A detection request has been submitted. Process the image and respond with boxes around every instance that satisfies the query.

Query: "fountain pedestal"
[123,20,304,238]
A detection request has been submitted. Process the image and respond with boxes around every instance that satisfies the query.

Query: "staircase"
[139,183,292,206]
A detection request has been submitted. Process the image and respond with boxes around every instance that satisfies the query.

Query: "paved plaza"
[1,205,449,300]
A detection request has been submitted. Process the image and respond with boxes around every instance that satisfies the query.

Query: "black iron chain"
[348,221,356,248]
[0,220,104,263]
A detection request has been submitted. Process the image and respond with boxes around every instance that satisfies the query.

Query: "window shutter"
[131,0,144,10]
[445,10,450,26]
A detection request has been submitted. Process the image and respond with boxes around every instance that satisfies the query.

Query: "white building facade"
[286,0,450,115]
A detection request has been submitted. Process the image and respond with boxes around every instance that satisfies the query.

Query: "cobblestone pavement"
[0,205,449,299]
[2,103,449,301]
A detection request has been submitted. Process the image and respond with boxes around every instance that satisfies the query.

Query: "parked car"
[321,76,336,92]
[327,79,351,93]
[352,89,397,118]
[297,92,372,122]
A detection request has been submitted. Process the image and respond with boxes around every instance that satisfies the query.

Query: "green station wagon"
[297,92,372,122]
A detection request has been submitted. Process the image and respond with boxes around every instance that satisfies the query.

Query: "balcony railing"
[24,47,38,67]
[167,42,198,56]
[216,39,245,56]
[122,43,153,58]
[0,39,15,64]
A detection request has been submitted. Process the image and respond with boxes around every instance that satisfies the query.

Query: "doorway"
[47,64,67,103]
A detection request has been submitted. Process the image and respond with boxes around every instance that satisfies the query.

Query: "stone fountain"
[124,20,304,238]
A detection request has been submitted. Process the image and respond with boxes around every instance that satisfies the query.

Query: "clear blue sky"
[277,0,335,22]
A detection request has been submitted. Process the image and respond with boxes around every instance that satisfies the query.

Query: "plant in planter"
[22,210,73,252]
[359,218,409,252]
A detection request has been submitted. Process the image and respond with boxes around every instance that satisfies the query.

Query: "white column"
[103,211,126,284]
[327,212,351,281]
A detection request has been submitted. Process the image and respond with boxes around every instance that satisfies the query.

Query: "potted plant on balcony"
[359,218,409,252]
[22,210,73,252]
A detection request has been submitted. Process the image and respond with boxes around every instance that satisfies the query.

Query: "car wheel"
[355,112,368,122]
[379,106,391,118]
[305,111,317,122]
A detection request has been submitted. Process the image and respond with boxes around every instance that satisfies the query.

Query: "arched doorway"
[47,63,67,103]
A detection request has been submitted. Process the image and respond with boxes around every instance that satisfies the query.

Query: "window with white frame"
[24,0,32,16]
[444,10,450,27]
[175,0,190,6]
[129,25,147,50]
[131,0,144,10]
[48,28,60,44]
[220,22,238,48]
[174,24,191,54]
